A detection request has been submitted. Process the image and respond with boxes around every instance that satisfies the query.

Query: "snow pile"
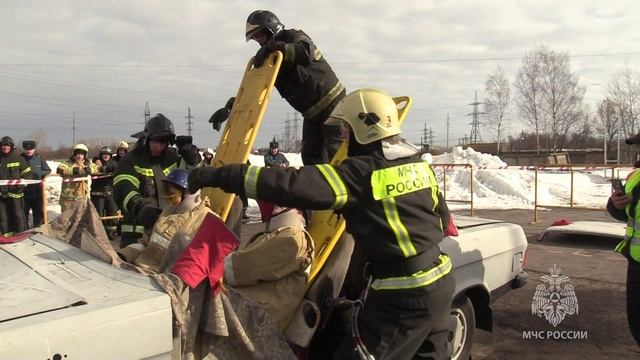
[43,149,615,217]
[433,146,507,168]
[431,147,536,209]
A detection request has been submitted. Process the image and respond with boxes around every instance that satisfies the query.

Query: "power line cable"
[0,51,638,67]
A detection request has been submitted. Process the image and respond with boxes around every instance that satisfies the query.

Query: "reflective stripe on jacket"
[214,151,451,290]
[617,170,640,261]
[0,150,31,197]
[57,158,98,201]
[113,145,179,217]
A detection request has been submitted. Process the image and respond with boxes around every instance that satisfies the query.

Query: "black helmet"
[99,146,113,155]
[245,10,284,41]
[144,114,175,144]
[269,136,279,149]
[0,136,15,148]
[22,140,36,150]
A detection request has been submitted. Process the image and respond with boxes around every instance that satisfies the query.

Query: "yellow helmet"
[326,88,400,144]
[117,140,129,150]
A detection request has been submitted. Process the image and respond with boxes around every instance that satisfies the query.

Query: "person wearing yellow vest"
[609,132,640,346]
[189,88,454,359]
[56,144,99,213]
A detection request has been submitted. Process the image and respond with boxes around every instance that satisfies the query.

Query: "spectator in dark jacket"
[263,139,289,168]
[20,140,51,227]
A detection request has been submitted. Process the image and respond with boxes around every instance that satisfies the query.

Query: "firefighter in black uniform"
[112,140,129,238]
[0,136,31,237]
[114,114,181,247]
[189,89,454,359]
[91,146,119,239]
[210,10,345,165]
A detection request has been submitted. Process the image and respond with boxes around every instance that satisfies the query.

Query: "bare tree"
[539,48,586,150]
[515,48,545,153]
[596,99,621,154]
[484,66,510,155]
[606,63,640,161]
[515,46,587,152]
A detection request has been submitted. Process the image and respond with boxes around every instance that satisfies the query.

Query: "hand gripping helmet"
[99,146,113,156]
[326,88,401,144]
[0,136,15,148]
[245,10,284,41]
[73,143,89,155]
[144,113,176,144]
[162,168,190,191]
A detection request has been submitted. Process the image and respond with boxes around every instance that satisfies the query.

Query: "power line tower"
[292,112,300,150]
[144,102,151,125]
[284,113,291,151]
[428,127,434,149]
[467,91,485,144]
[185,107,194,136]
[420,122,428,150]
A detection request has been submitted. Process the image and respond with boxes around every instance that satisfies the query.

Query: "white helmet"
[326,88,401,144]
[73,143,89,154]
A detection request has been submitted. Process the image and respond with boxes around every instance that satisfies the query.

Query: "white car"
[0,215,527,360]
[441,215,528,360]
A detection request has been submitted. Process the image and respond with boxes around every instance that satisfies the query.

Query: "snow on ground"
[43,148,621,220]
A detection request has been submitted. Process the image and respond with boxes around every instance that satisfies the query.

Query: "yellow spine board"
[306,96,413,285]
[202,52,283,220]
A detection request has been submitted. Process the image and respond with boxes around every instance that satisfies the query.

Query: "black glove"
[254,39,285,67]
[188,167,221,194]
[179,144,200,165]
[209,97,235,131]
[136,202,163,230]
[175,135,193,150]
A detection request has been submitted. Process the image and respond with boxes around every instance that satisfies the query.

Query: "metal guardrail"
[431,163,632,223]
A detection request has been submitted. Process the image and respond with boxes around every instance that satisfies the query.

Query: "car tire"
[449,295,475,360]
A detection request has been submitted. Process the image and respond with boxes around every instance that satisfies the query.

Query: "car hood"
[0,234,164,323]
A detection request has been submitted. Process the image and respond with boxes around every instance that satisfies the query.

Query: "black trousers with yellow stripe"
[0,196,26,236]
[334,274,454,360]
[627,259,640,345]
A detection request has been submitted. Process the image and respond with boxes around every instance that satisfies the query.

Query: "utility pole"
[446,113,450,150]
[72,112,76,146]
[144,102,151,125]
[185,107,194,137]
[467,91,485,144]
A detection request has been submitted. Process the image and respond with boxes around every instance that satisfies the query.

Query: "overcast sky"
[2,0,639,152]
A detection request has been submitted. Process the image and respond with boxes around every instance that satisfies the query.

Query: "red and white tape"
[0,174,112,185]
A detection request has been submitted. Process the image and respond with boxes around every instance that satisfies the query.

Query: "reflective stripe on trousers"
[370,254,452,290]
